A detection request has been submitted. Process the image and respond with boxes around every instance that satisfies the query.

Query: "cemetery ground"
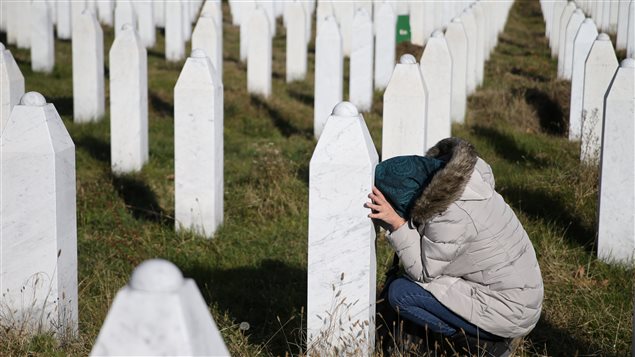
[1,1,633,356]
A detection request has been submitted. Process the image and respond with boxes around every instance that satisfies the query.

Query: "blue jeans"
[387,277,503,340]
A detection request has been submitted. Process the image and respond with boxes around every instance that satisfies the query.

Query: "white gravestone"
[174,49,224,238]
[90,259,230,356]
[602,1,611,32]
[314,16,343,139]
[0,44,25,135]
[0,92,78,337]
[568,18,598,141]
[115,0,136,38]
[549,1,567,57]
[31,1,55,73]
[154,0,165,28]
[349,9,374,112]
[47,0,57,26]
[71,0,87,38]
[239,2,255,62]
[202,0,222,33]
[57,0,72,40]
[182,1,192,42]
[373,2,396,91]
[261,1,275,37]
[109,24,148,174]
[200,1,223,79]
[96,0,114,26]
[285,1,308,82]
[72,10,105,122]
[134,1,155,48]
[308,101,378,356]
[560,9,584,79]
[165,1,185,62]
[14,1,31,49]
[420,31,453,150]
[472,3,486,87]
[382,54,428,161]
[410,2,425,46]
[628,0,635,58]
[597,58,635,265]
[192,12,223,83]
[556,2,577,66]
[247,7,272,98]
[460,9,478,95]
[6,2,18,45]
[333,1,354,57]
[581,34,618,164]
[445,18,468,124]
[617,0,631,50]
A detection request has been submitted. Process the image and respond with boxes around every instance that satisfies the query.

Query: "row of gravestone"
[307,1,513,354]
[540,0,635,266]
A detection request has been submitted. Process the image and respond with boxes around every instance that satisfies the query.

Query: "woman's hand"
[366,186,406,232]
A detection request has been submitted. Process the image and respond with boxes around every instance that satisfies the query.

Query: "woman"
[368,138,543,354]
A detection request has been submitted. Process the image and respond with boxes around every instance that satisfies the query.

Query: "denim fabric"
[387,277,503,340]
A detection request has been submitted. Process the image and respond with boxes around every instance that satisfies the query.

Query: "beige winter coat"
[386,138,544,338]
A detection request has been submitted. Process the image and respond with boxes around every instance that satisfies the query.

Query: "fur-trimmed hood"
[410,138,479,225]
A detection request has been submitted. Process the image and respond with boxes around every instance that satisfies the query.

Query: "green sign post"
[396,15,411,44]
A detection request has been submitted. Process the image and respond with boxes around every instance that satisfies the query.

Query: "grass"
[1,0,633,356]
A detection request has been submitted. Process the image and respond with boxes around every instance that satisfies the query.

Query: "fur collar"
[410,138,478,225]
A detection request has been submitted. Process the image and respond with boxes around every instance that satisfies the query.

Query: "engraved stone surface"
[374,2,396,91]
[445,18,468,124]
[308,101,378,356]
[568,18,598,141]
[1,43,25,134]
[72,10,105,122]
[349,9,374,112]
[247,7,272,98]
[314,15,343,139]
[1,92,78,338]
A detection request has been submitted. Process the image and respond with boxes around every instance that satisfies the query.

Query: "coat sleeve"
[386,220,425,281]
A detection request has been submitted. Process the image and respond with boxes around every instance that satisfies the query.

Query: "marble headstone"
[90,259,230,355]
[57,0,72,40]
[201,0,222,34]
[580,34,618,163]
[109,24,148,174]
[420,31,452,150]
[285,1,308,82]
[15,1,32,49]
[72,10,105,122]
[134,1,155,48]
[308,101,377,356]
[0,92,78,337]
[549,1,567,58]
[373,2,396,91]
[182,2,192,42]
[597,58,635,265]
[410,2,425,46]
[568,18,598,141]
[153,0,165,28]
[556,2,577,63]
[174,49,224,238]
[71,0,87,37]
[382,54,428,161]
[0,44,25,134]
[616,0,631,50]
[114,0,136,38]
[332,1,354,57]
[445,18,468,124]
[192,12,223,82]
[96,0,114,26]
[560,9,584,79]
[460,9,478,95]
[239,2,255,62]
[628,0,635,58]
[472,3,486,86]
[349,9,374,112]
[247,7,272,98]
[31,1,55,73]
[314,16,343,139]
[165,1,185,61]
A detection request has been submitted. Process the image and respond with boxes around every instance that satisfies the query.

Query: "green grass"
[1,0,632,356]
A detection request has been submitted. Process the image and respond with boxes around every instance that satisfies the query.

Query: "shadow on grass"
[503,185,596,250]
[526,317,605,356]
[471,125,548,168]
[111,175,172,226]
[523,88,567,136]
[184,259,306,355]
[74,134,110,162]
[287,87,314,107]
[149,92,174,118]
[250,95,313,138]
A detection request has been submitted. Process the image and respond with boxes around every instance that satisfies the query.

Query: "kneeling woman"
[368,138,543,351]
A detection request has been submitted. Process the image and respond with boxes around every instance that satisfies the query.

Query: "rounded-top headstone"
[332,101,359,116]
[598,33,611,41]
[20,92,47,106]
[191,48,207,58]
[400,54,417,64]
[431,30,444,38]
[121,23,134,32]
[583,18,594,24]
[621,58,635,68]
[129,259,184,292]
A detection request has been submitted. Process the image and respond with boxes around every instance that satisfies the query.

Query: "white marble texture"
[165,1,185,62]
[0,91,78,337]
[0,44,25,135]
[115,0,136,38]
[96,0,114,26]
[332,1,354,57]
[90,259,230,355]
[445,18,468,124]
[382,54,428,161]
[72,10,105,123]
[562,9,585,80]
[57,0,72,40]
[420,31,452,151]
[285,1,307,82]
[314,16,343,139]
[247,7,272,98]
[581,34,618,164]
[308,101,377,356]
[31,1,55,73]
[174,49,224,238]
[556,2,577,67]
[597,59,635,265]
[239,1,255,62]
[460,9,478,95]
[569,18,598,141]
[349,9,373,112]
[134,1,155,48]
[472,3,486,87]
[109,24,148,174]
[550,1,567,58]
[616,0,631,50]
[192,12,223,82]
[373,2,396,91]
